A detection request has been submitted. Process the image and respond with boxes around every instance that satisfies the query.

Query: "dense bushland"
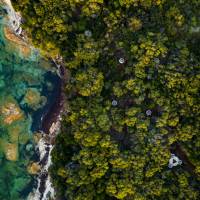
[12,0,200,199]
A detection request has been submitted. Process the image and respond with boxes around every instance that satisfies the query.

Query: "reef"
[0,1,61,199]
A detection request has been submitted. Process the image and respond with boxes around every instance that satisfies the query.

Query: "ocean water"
[0,4,59,200]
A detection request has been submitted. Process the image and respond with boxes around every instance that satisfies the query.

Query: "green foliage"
[75,67,104,96]
[13,0,200,199]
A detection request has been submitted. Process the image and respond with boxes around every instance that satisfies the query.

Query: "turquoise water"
[0,5,59,200]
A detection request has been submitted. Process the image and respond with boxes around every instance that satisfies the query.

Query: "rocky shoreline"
[1,0,68,199]
[28,61,67,200]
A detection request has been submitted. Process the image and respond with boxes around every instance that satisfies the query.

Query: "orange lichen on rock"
[4,27,31,57]
[27,162,41,174]
[1,101,23,124]
[24,89,41,106]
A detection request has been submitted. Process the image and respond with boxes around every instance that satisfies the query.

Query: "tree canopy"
[12,0,200,199]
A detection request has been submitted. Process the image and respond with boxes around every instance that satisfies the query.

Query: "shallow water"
[0,5,59,200]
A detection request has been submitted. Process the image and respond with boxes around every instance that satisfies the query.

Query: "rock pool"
[0,3,60,200]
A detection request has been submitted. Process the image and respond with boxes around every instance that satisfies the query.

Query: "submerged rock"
[0,98,24,124]
[7,124,21,142]
[27,162,41,174]
[0,2,61,199]
[18,131,32,145]
[22,88,46,110]
[26,143,33,152]
[5,143,18,161]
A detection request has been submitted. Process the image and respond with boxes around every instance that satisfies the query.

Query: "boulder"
[4,27,31,57]
[22,88,46,110]
[1,101,23,125]
[5,143,18,161]
[27,162,41,174]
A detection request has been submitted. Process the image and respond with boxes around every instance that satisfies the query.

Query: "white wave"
[1,3,62,199]
[28,138,55,200]
[2,0,22,33]
[28,115,61,200]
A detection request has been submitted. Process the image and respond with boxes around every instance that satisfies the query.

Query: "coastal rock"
[49,120,60,136]
[27,162,41,174]
[5,143,18,161]
[7,124,21,143]
[33,132,42,144]
[4,26,31,57]
[22,88,46,110]
[0,1,61,199]
[0,100,23,124]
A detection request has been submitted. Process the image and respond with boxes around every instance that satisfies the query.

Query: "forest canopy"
[12,0,200,199]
